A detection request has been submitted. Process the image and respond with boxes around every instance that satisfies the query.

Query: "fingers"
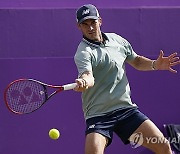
[160,50,164,56]
[170,57,179,62]
[76,78,86,87]
[169,52,180,73]
[169,67,177,73]
[160,50,179,61]
[168,52,178,60]
[159,50,179,73]
[169,57,180,73]
[158,50,164,59]
[74,78,88,92]
[170,60,180,66]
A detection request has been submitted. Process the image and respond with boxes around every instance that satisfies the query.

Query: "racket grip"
[63,83,77,90]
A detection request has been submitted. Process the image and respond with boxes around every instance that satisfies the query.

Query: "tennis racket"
[4,79,77,114]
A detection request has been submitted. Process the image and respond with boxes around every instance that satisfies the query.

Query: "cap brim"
[78,16,99,24]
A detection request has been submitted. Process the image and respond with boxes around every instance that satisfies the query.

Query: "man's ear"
[99,17,102,26]
[77,23,81,30]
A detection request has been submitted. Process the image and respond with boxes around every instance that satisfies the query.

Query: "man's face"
[78,18,102,42]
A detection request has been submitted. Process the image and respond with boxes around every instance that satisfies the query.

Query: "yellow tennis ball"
[49,128,60,140]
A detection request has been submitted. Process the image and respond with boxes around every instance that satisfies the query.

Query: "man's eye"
[82,24,89,27]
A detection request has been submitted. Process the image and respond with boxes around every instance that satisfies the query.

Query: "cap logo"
[82,9,90,15]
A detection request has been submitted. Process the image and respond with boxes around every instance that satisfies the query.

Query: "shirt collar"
[82,32,109,47]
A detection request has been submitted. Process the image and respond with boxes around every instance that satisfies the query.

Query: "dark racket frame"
[4,79,77,114]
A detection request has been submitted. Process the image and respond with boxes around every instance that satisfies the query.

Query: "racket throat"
[57,87,64,92]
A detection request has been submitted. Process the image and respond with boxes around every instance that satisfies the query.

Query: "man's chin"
[87,36,99,42]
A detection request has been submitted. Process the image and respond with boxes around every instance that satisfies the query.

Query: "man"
[74,4,180,154]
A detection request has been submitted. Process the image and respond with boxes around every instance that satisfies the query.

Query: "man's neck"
[83,32,108,45]
[98,33,103,43]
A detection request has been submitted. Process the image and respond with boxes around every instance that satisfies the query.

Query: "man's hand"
[74,71,94,92]
[155,50,180,73]
[74,78,88,92]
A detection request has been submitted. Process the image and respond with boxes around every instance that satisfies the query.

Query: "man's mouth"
[88,31,96,34]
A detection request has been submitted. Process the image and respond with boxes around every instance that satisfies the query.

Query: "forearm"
[129,56,157,71]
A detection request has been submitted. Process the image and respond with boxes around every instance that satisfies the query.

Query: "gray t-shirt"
[74,33,138,119]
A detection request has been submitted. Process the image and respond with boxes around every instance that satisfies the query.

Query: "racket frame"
[4,78,77,114]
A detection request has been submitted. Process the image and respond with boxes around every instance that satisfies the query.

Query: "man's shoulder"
[74,40,92,58]
[105,32,123,39]
[105,32,127,45]
[77,41,92,51]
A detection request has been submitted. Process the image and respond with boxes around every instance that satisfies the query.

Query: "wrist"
[151,60,157,70]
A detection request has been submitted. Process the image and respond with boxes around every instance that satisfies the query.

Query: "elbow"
[131,56,144,71]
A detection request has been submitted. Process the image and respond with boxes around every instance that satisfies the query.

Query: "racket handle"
[63,83,77,90]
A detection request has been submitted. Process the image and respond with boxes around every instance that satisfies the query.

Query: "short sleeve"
[74,49,93,77]
[110,33,138,61]
[124,40,138,61]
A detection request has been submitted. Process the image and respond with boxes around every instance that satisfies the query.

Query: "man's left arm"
[127,50,180,73]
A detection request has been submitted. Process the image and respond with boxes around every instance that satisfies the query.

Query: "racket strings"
[6,80,46,113]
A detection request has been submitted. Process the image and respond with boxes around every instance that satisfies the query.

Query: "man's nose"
[89,26,94,30]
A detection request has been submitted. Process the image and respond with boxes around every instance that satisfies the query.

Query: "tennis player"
[74,4,180,154]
